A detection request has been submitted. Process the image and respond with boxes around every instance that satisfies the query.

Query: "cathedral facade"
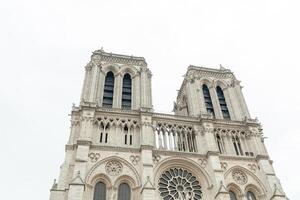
[49,49,287,200]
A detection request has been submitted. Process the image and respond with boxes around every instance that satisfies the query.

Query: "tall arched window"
[122,73,132,109]
[232,136,243,156]
[229,191,238,200]
[117,183,131,200]
[216,86,230,119]
[103,71,115,108]
[202,84,215,116]
[216,134,224,154]
[247,191,257,200]
[93,182,106,200]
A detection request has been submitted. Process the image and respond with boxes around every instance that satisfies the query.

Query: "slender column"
[209,86,223,119]
[173,132,178,151]
[88,63,99,103]
[168,132,173,150]
[113,73,122,108]
[97,70,105,106]
[163,131,168,149]
[132,75,140,110]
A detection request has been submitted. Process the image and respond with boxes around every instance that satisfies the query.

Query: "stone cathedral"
[49,49,288,200]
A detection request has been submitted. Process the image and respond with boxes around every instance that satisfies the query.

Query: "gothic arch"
[224,166,267,196]
[227,182,243,199]
[245,184,264,200]
[119,66,138,78]
[199,77,213,88]
[85,156,142,187]
[214,80,229,90]
[90,173,112,187]
[101,64,119,75]
[114,175,137,189]
[154,156,213,189]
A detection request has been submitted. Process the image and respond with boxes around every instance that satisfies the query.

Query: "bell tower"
[174,65,250,121]
[80,48,153,111]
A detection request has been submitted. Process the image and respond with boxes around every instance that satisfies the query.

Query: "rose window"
[158,168,202,200]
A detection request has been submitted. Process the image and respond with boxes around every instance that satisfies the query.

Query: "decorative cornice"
[153,149,206,158]
[90,145,140,153]
[92,49,147,66]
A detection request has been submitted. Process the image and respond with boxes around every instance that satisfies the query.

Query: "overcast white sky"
[0,0,299,199]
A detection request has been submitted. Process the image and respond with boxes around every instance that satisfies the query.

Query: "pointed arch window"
[232,136,243,156]
[216,86,230,119]
[247,191,257,200]
[117,183,131,200]
[93,182,106,200]
[202,84,215,116]
[122,73,132,109]
[229,191,238,200]
[216,134,224,154]
[103,71,115,108]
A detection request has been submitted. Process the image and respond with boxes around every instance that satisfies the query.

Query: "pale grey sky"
[0,0,299,199]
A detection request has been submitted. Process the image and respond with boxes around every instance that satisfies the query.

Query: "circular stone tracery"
[158,168,203,200]
[232,170,248,185]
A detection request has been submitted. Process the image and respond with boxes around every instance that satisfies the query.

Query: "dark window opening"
[93,182,106,200]
[202,85,215,116]
[105,133,108,143]
[216,86,230,119]
[100,132,103,143]
[129,135,132,145]
[102,72,115,108]
[122,74,132,109]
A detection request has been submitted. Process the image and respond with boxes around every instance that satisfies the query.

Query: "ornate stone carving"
[158,168,203,199]
[88,153,100,163]
[152,154,161,164]
[95,116,140,129]
[105,160,123,176]
[92,50,147,66]
[220,162,228,171]
[248,164,257,173]
[232,170,247,185]
[201,124,214,135]
[198,158,207,168]
[130,155,140,165]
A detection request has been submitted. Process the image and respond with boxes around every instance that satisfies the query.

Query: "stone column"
[209,86,223,119]
[113,73,122,109]
[81,63,93,103]
[96,70,105,106]
[132,74,140,110]
[185,81,198,116]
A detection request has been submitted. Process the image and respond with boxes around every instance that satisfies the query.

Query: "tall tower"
[50,50,288,200]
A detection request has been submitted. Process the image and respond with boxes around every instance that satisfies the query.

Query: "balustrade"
[154,122,197,153]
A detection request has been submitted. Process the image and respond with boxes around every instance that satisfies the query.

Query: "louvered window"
[202,85,215,116]
[117,183,131,200]
[229,191,238,200]
[122,74,132,109]
[216,86,230,119]
[103,71,115,108]
[93,182,106,200]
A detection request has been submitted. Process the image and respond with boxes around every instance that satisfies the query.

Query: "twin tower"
[50,49,287,200]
